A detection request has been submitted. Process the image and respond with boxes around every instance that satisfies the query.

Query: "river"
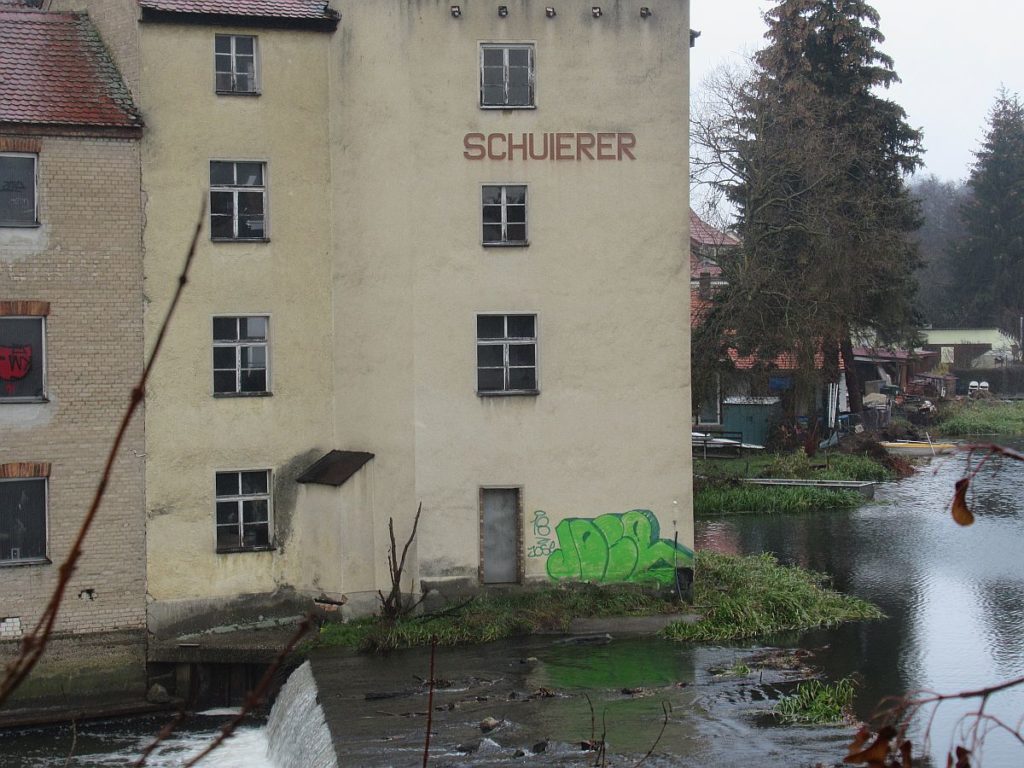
[3,443,1023,766]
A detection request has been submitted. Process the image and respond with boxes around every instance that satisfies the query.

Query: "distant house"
[922,328,1019,370]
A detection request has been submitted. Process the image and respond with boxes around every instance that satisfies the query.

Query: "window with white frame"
[477,314,537,394]
[215,470,271,552]
[480,44,534,107]
[482,185,527,245]
[0,154,37,226]
[0,317,45,401]
[210,161,266,240]
[213,316,268,395]
[215,35,259,94]
[0,477,47,565]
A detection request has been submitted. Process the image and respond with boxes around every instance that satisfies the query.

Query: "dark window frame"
[212,315,270,396]
[209,160,268,241]
[480,43,535,108]
[214,34,260,95]
[0,477,49,566]
[0,153,38,227]
[476,313,538,395]
[0,315,46,403]
[214,469,273,553]
[481,184,528,246]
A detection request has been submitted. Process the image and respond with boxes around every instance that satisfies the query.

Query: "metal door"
[481,488,520,583]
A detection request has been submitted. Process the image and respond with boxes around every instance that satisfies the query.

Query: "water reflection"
[697,443,1024,765]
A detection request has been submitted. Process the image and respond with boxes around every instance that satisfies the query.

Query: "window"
[477,314,537,394]
[480,44,534,107]
[215,35,259,94]
[213,316,268,395]
[0,316,45,401]
[0,478,47,565]
[215,470,271,552]
[0,154,37,226]
[482,185,527,245]
[210,161,267,240]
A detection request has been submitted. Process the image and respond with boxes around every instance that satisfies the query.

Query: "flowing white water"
[264,661,338,768]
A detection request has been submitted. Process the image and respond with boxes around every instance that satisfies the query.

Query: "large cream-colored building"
[137,0,694,633]
[60,0,694,635]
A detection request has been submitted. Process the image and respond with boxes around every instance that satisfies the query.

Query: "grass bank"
[935,399,1024,436]
[318,583,674,653]
[694,450,891,515]
[318,551,882,652]
[694,486,864,515]
[663,551,883,643]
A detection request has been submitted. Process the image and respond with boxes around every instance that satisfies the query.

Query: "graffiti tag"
[527,509,555,558]
[545,509,693,587]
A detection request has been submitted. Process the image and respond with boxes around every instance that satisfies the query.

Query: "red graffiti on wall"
[0,344,32,385]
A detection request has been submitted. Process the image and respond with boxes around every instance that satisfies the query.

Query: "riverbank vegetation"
[318,583,674,653]
[318,551,882,652]
[773,677,857,725]
[935,399,1024,436]
[693,449,891,515]
[694,486,864,515]
[663,551,883,643]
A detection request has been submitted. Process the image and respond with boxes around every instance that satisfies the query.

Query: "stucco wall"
[139,24,338,607]
[330,0,693,588]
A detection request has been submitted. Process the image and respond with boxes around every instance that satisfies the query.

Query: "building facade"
[0,6,146,704]
[134,0,694,633]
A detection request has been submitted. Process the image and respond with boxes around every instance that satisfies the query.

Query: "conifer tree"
[707,0,922,413]
[948,90,1024,331]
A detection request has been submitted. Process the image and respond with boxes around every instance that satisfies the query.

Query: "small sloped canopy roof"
[296,450,373,487]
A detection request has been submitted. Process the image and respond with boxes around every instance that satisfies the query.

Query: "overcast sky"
[689,0,1024,182]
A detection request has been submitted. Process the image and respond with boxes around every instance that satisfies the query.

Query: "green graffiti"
[545,509,694,587]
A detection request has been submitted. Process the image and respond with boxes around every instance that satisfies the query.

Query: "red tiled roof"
[0,10,141,129]
[689,208,740,248]
[138,0,338,20]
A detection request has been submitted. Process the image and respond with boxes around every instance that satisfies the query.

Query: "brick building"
[0,7,147,705]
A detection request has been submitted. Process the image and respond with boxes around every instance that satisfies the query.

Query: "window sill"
[477,390,540,397]
[0,397,49,404]
[213,391,272,398]
[0,222,40,229]
[0,557,51,568]
[215,91,261,97]
[479,104,537,110]
[216,546,277,555]
[483,241,529,248]
[210,237,270,243]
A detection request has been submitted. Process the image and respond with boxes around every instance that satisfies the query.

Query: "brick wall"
[0,132,145,637]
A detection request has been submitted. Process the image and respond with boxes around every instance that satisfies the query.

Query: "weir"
[265,661,339,768]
